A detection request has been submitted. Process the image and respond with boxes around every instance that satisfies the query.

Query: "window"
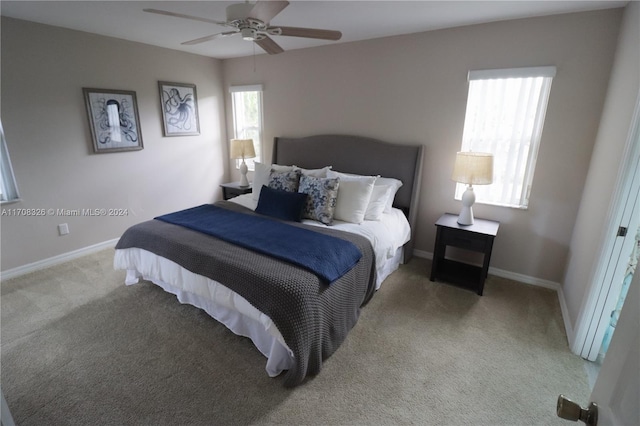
[455,66,556,209]
[230,85,263,171]
[0,119,20,203]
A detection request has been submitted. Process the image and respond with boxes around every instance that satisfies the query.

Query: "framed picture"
[83,88,144,153]
[158,81,200,136]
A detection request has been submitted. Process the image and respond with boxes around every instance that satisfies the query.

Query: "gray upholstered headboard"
[273,135,423,262]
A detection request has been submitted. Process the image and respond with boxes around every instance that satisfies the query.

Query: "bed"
[114,135,423,386]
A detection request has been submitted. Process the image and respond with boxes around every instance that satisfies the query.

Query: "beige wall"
[0,17,227,271]
[0,8,626,283]
[563,2,640,331]
[223,9,622,283]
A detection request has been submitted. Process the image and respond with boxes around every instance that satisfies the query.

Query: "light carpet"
[1,248,591,425]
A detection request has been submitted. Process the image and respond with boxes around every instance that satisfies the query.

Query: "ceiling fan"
[143,0,342,55]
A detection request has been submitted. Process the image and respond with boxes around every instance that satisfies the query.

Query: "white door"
[588,267,639,425]
[582,187,639,361]
[573,94,640,361]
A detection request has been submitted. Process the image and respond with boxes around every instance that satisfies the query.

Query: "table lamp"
[452,151,494,225]
[230,138,256,187]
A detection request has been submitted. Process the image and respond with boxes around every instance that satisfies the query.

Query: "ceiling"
[0,1,628,59]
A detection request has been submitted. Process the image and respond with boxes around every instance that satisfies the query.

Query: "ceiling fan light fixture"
[240,27,257,41]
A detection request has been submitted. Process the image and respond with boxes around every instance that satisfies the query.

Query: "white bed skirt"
[114,246,403,378]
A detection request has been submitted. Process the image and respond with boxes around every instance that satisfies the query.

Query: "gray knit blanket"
[115,201,377,387]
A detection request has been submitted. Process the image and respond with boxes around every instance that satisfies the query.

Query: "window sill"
[1,198,22,206]
[454,197,529,210]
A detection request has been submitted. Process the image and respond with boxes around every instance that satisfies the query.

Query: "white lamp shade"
[452,152,494,185]
[230,139,256,160]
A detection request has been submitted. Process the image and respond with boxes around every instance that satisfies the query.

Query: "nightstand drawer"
[441,228,487,252]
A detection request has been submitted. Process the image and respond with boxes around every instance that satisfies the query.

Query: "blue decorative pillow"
[255,185,308,222]
[268,169,301,192]
[298,175,340,225]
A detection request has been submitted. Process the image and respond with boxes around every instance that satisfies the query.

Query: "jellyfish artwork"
[163,88,195,131]
[94,97,139,145]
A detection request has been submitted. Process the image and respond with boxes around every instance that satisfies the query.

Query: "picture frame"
[83,88,144,153]
[158,81,200,136]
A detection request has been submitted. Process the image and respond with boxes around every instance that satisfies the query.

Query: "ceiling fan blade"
[255,36,284,55]
[277,26,342,41]
[181,31,238,46]
[248,1,289,23]
[143,8,227,26]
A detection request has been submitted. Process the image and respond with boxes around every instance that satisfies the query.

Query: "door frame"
[588,267,639,425]
[571,92,640,360]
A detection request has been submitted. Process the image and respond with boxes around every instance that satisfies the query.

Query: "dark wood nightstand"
[220,182,252,200]
[430,213,499,295]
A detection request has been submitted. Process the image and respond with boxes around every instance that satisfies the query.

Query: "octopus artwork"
[84,88,143,153]
[163,89,195,130]
[159,83,200,136]
[92,97,139,145]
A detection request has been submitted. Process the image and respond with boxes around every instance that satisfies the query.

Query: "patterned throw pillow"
[298,175,340,225]
[252,163,295,201]
[268,169,301,192]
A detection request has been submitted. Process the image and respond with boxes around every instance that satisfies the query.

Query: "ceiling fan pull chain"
[253,43,256,73]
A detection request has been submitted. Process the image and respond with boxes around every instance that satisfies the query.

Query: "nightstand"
[430,213,499,295]
[220,182,252,200]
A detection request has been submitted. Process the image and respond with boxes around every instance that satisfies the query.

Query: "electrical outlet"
[58,223,69,236]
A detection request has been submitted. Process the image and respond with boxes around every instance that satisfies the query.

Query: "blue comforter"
[155,204,362,283]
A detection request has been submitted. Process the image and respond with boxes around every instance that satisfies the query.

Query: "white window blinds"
[230,85,263,171]
[455,66,556,209]
[0,120,20,203]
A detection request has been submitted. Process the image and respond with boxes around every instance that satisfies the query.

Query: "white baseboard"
[0,238,119,281]
[412,249,561,290]
[557,286,575,345]
[412,248,572,340]
[1,243,564,291]
[488,267,561,291]
[2,243,575,343]
[412,249,433,260]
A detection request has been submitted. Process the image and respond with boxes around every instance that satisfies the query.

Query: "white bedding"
[114,195,411,377]
[230,193,411,278]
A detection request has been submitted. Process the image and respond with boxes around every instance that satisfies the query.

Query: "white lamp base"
[458,185,475,225]
[239,159,249,187]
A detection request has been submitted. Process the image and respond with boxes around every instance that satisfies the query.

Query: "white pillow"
[327,170,377,181]
[331,175,376,224]
[364,184,392,221]
[294,165,332,177]
[376,177,403,212]
[271,164,294,172]
[327,170,403,214]
[252,163,294,201]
